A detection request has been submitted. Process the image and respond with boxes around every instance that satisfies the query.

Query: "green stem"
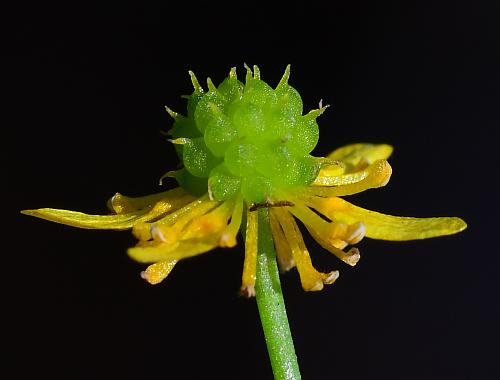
[256,208,302,380]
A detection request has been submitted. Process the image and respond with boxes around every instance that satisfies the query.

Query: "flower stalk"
[256,208,301,380]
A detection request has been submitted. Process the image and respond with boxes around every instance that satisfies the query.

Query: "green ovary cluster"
[170,65,323,203]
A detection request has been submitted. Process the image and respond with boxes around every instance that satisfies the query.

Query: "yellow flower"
[22,143,466,295]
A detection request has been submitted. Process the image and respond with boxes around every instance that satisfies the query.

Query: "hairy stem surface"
[256,208,301,380]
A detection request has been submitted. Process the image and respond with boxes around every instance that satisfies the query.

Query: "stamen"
[288,212,339,286]
[307,224,361,266]
[132,222,152,242]
[150,225,168,242]
[132,196,218,241]
[345,222,366,244]
[293,197,366,246]
[240,285,256,298]
[130,202,234,263]
[140,260,178,285]
[156,195,217,225]
[181,201,234,240]
[288,201,350,242]
[323,270,340,284]
[107,193,137,214]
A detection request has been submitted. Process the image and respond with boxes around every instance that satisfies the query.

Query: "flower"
[22,66,466,295]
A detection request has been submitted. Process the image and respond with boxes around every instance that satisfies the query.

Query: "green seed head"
[169,65,326,203]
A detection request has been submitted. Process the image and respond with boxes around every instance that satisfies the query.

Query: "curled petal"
[306,196,467,240]
[327,143,393,169]
[313,165,370,186]
[305,159,392,197]
[314,160,346,180]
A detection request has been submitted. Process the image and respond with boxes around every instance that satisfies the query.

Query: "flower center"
[170,65,324,203]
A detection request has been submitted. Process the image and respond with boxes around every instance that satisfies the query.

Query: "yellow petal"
[141,260,178,285]
[314,160,346,180]
[21,199,173,230]
[131,196,219,241]
[327,143,393,168]
[304,159,392,197]
[107,187,194,214]
[156,195,218,226]
[307,196,467,240]
[128,237,218,263]
[241,207,258,296]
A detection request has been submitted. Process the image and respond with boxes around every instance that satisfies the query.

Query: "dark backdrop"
[5,1,499,379]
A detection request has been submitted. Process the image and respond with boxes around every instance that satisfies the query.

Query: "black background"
[5,1,499,379]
